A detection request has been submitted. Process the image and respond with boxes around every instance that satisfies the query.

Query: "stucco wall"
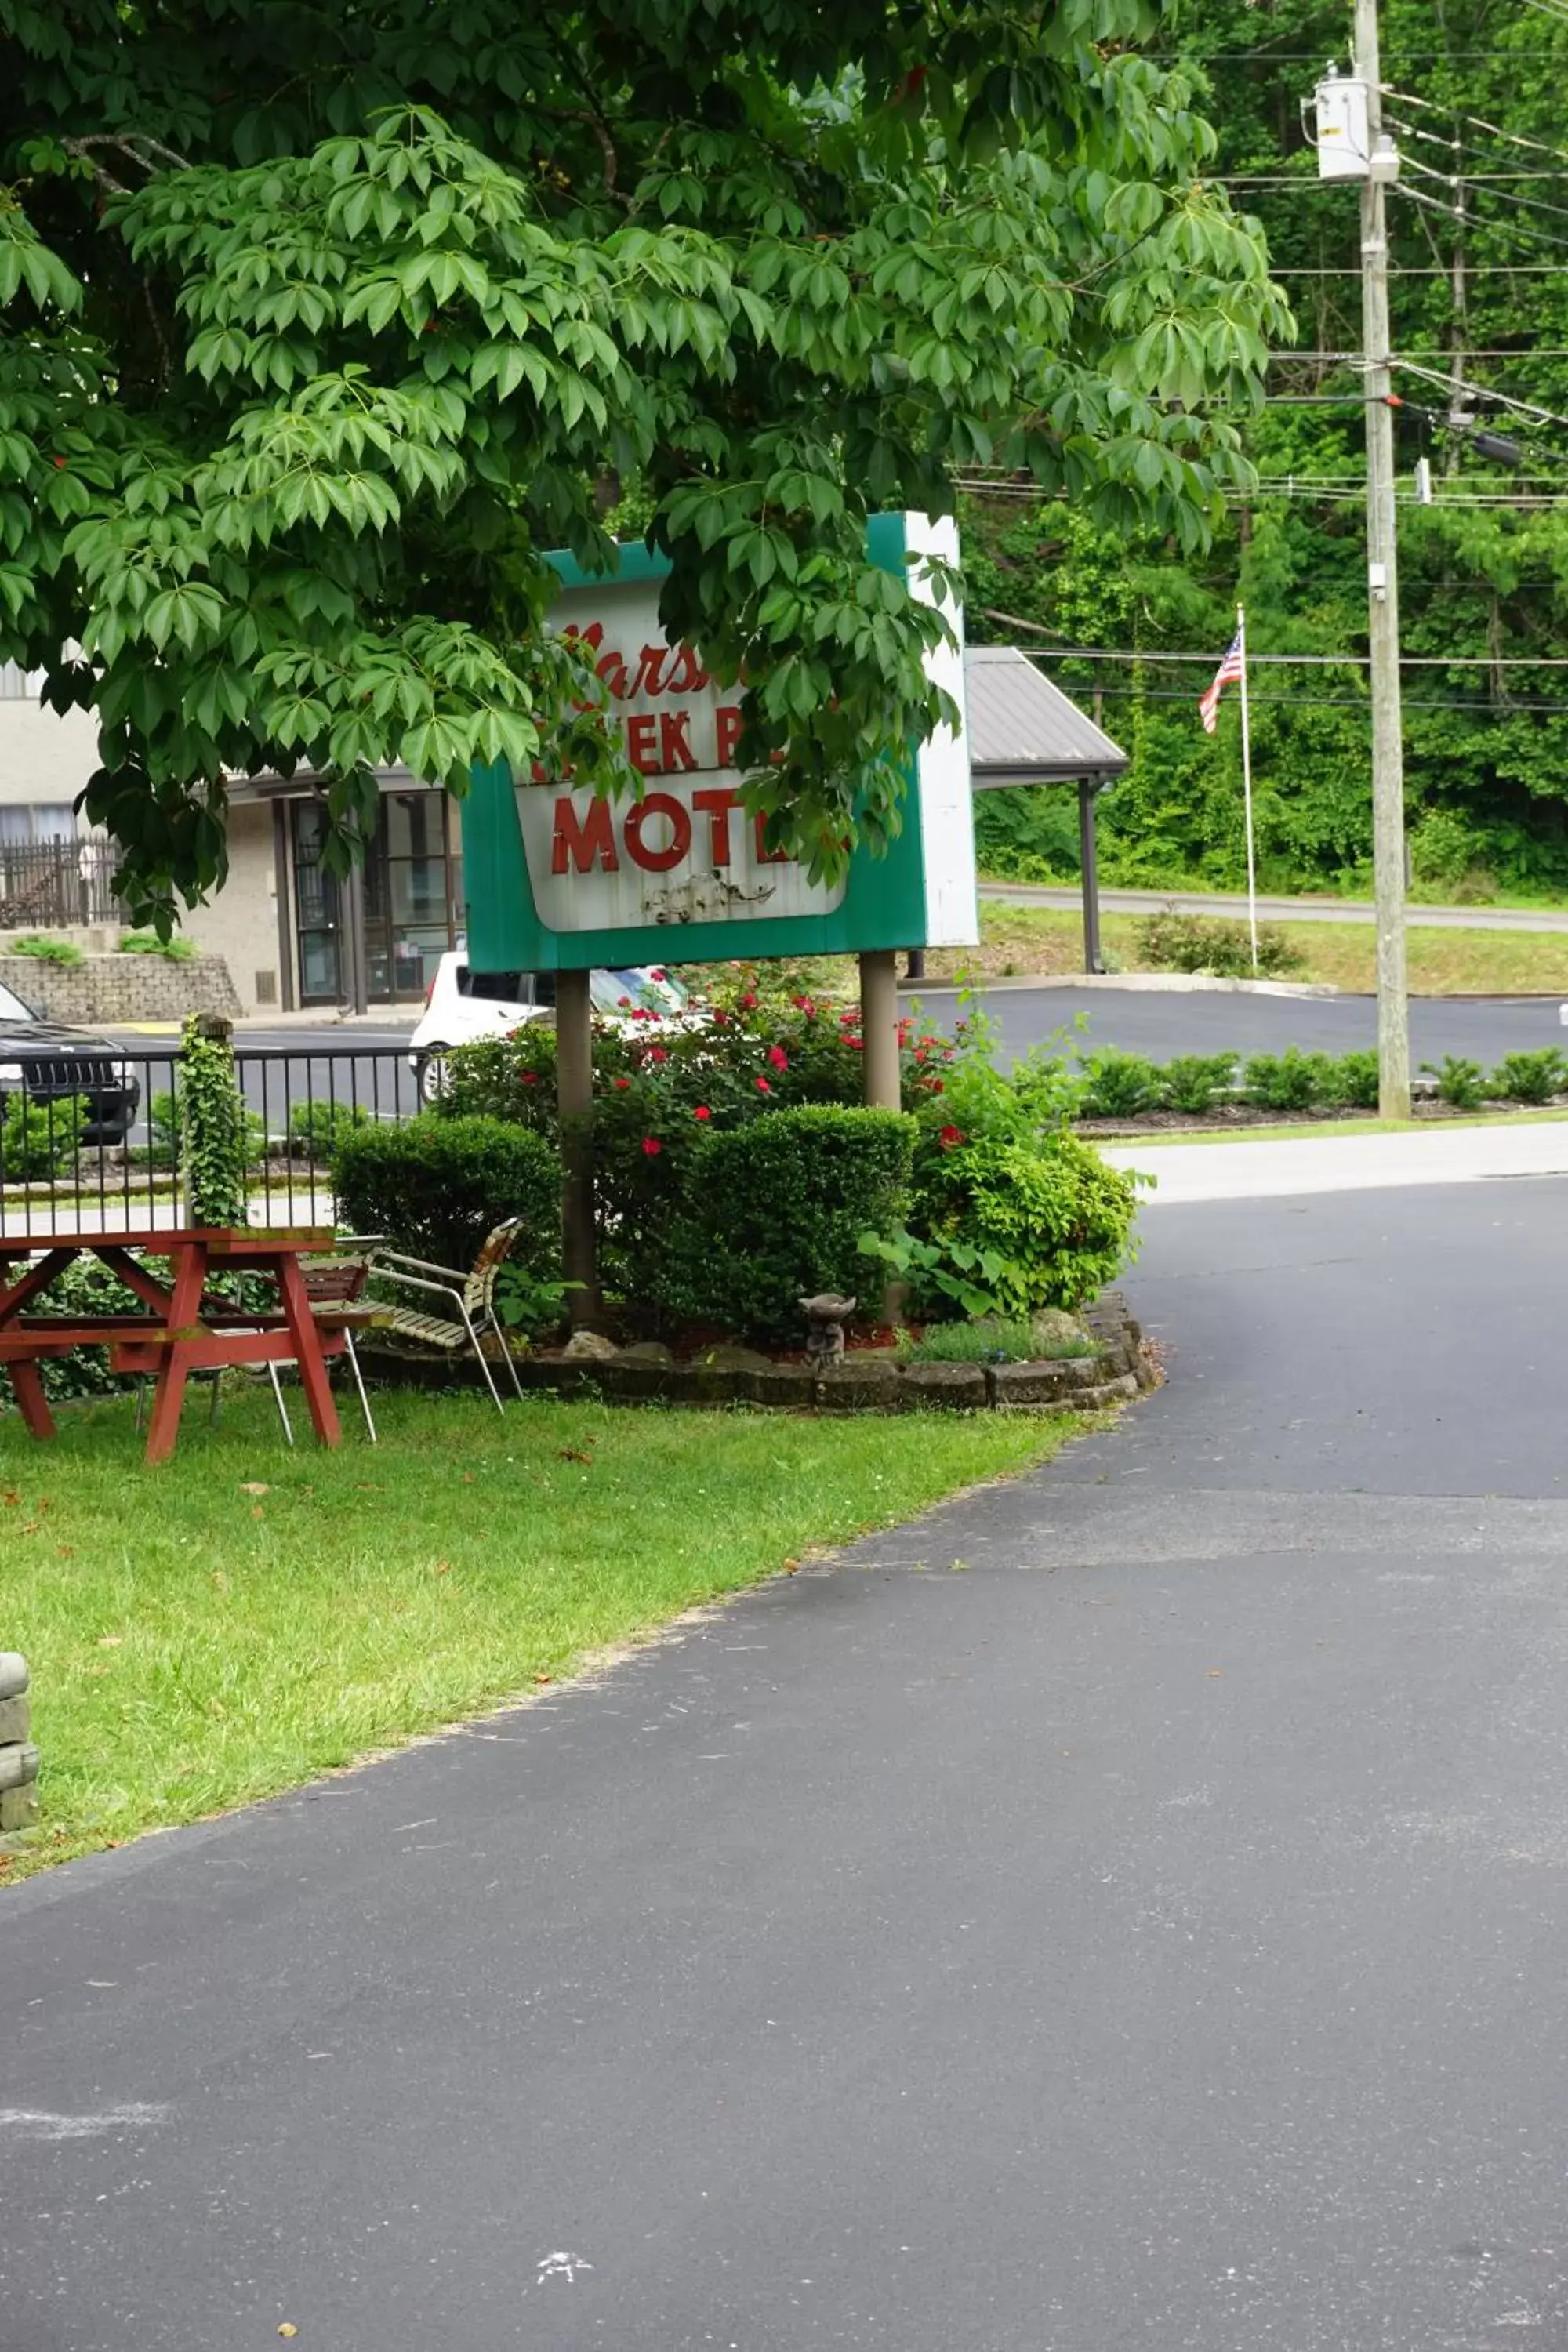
[178,803,285,1014]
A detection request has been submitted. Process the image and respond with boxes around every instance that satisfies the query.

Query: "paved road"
[9,1175,1568,2347]
[986,877,1568,933]
[100,994,1568,1101]
[103,1025,419,1137]
[914,978,1568,1066]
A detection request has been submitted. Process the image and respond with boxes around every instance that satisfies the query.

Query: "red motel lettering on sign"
[551,794,790,877]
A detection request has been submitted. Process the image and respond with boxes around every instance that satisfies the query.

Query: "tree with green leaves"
[3,0,1287,926]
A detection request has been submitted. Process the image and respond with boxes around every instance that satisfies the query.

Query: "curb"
[357,1293,1157,1417]
[909,972,1342,1000]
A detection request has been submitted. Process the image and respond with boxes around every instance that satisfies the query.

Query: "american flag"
[1199,631,1244,735]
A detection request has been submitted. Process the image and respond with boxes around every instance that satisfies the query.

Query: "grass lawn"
[912,905,1568,996]
[1102,1107,1568,1149]
[0,1384,1073,1880]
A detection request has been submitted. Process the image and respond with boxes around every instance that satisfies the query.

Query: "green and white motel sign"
[459,510,977,1326]
[459,510,978,975]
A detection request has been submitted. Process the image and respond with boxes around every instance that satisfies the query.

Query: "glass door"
[290,802,344,1005]
[364,790,459,1002]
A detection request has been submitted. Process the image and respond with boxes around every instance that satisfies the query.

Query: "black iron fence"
[0,1043,419,1240]
[0,840,127,931]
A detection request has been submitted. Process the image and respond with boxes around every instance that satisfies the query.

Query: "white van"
[407,952,691,1103]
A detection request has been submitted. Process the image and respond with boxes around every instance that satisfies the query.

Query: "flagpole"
[1236,601,1259,973]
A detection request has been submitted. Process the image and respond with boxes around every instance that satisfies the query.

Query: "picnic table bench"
[0,1226,374,1464]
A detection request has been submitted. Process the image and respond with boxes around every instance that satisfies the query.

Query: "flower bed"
[383,969,1143,1349]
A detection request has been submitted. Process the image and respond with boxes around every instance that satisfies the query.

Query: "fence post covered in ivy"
[179,1012,249,1229]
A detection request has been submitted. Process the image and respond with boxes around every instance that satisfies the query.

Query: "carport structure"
[963,644,1128,975]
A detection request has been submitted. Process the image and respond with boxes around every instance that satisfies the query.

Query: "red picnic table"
[0,1226,365,1465]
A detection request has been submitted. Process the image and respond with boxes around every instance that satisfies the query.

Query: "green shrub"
[1243,1048,1333,1114]
[9,933,85,968]
[1137,909,1304,979]
[1423,1055,1487,1111]
[331,1114,561,1273]
[1160,1052,1238,1116]
[659,1105,916,1344]
[1078,1048,1165,1120]
[1490,1048,1566,1106]
[898,1316,1096,1365]
[0,1090,89,1180]
[1324,1051,1381,1111]
[441,1024,561,1130]
[914,1131,1140,1318]
[287,1099,372,1157]
[118,931,196,961]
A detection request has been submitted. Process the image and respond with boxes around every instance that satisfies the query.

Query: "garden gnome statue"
[800,1293,856,1370]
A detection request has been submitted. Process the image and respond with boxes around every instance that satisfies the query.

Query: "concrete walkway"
[9,1180,1568,2347]
[1104,1113,1568,1203]
[986,877,1568,934]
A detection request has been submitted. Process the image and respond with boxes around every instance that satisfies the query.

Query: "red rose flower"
[768,1045,789,1071]
[648,1045,669,1063]
[938,1124,964,1149]
[739,992,758,1010]
[924,1076,944,1093]
[641,1135,662,1156]
[756,1075,771,1093]
[617,996,631,1007]
[713,1008,729,1026]
[693,1104,712,1121]
[613,1076,631,1091]
[521,1071,538,1086]
[848,1037,864,1051]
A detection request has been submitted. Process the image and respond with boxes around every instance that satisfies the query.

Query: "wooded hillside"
[969,0,1568,900]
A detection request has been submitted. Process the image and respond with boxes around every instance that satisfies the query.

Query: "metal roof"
[964,644,1127,788]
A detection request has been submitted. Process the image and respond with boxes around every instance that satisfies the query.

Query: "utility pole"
[1353,0,1411,1116]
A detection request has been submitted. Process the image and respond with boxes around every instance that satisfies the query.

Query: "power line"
[981,626,1568,669]
[1267,260,1568,274]
[1383,82,1568,165]
[1028,681,1568,712]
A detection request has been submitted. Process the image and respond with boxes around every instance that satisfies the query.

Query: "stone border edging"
[358,1291,1156,1415]
[0,1653,38,1844]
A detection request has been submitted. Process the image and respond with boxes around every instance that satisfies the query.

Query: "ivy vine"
[179,1014,250,1228]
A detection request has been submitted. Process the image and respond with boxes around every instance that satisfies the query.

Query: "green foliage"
[1,5,1286,924]
[0,1089,89,1179]
[441,1024,560,1128]
[1424,1055,1488,1111]
[660,1104,914,1344]
[1490,1049,1567,1105]
[1161,1052,1238,1115]
[897,1316,1096,1365]
[178,1016,252,1224]
[956,0,1568,901]
[913,1131,1141,1318]
[1323,1051,1381,1112]
[491,1264,575,1338]
[1078,1048,1164,1120]
[9,934,84,968]
[286,1098,371,1157]
[118,931,196,961]
[330,1113,560,1272]
[1136,910,1304,979]
[1243,1049,1334,1115]
[858,1227,1013,1321]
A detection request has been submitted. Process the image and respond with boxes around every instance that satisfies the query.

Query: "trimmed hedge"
[661,1104,916,1344]
[331,1114,561,1272]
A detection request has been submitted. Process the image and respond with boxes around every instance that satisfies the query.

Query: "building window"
[0,804,75,846]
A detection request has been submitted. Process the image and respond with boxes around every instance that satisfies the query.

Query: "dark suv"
[0,976,142,1145]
